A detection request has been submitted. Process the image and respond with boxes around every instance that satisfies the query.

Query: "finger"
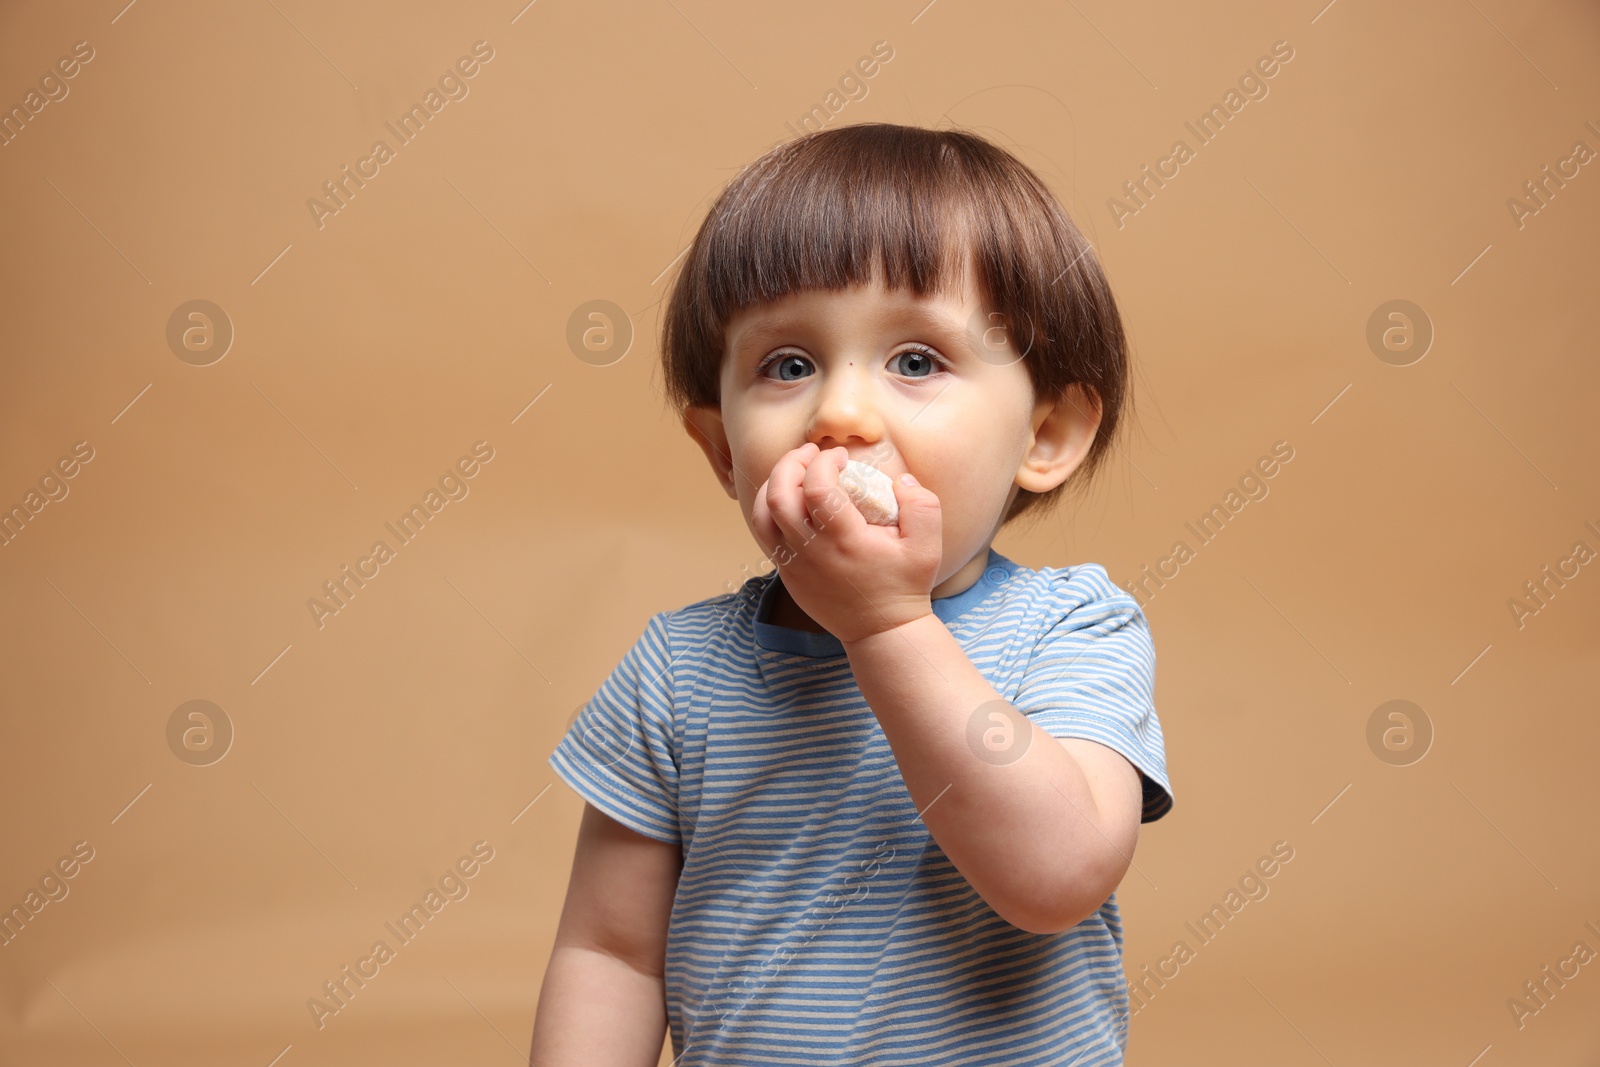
[749,478,787,565]
[803,446,864,538]
[766,443,820,546]
[891,472,942,546]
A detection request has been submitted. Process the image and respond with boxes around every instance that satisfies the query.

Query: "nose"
[805,360,885,452]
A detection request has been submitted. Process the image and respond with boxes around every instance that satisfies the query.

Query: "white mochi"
[838,460,899,525]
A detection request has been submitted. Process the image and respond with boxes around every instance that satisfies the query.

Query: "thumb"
[893,473,941,542]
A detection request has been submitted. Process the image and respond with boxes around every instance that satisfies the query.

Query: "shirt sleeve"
[1011,565,1174,823]
[547,612,681,843]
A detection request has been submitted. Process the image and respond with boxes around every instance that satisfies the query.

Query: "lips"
[838,450,898,481]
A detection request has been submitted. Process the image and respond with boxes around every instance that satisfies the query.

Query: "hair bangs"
[702,140,981,316]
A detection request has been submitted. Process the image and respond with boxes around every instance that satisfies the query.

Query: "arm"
[529,801,682,1066]
[751,444,1147,935]
[841,613,1144,934]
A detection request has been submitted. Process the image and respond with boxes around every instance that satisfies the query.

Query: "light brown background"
[2,0,1597,1064]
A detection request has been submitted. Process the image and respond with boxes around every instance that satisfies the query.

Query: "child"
[532,122,1174,1067]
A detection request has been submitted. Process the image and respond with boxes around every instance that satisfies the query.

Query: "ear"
[1016,383,1103,494]
[682,405,739,500]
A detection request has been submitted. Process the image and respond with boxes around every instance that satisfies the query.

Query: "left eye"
[891,348,945,377]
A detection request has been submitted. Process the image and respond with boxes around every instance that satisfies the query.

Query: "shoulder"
[1016,561,1151,643]
[648,573,768,649]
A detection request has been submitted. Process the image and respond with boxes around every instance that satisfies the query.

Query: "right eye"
[756,352,814,381]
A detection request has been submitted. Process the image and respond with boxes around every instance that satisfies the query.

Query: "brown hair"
[660,122,1132,528]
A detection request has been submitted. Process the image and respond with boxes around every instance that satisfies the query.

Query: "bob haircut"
[660,122,1132,528]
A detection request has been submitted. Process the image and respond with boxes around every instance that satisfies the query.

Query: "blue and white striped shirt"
[548,547,1174,1066]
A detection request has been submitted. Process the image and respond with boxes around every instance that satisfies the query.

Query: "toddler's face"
[697,258,1058,589]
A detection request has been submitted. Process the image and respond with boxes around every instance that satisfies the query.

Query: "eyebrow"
[729,318,810,352]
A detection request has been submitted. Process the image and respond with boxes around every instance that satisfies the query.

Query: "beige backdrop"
[2,0,1597,1064]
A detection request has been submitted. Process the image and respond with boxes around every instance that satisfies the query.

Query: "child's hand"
[751,443,943,644]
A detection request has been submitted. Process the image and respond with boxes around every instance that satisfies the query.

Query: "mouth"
[838,450,898,480]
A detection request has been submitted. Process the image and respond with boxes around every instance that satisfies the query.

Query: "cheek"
[919,425,1016,500]
[737,444,784,495]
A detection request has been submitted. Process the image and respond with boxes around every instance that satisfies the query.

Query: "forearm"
[529,943,667,1067]
[842,612,1111,933]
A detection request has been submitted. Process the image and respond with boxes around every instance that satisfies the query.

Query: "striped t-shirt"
[548,546,1174,1066]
